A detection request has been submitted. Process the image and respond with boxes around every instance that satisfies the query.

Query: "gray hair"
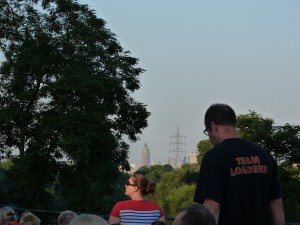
[58,210,77,225]
[0,207,17,222]
[69,214,108,225]
[19,214,41,225]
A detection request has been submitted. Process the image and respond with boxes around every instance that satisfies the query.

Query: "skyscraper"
[141,142,150,167]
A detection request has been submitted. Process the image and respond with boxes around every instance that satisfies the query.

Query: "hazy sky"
[2,1,297,167]
[77,0,300,168]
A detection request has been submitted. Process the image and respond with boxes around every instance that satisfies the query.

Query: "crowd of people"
[0,103,286,225]
[0,203,214,225]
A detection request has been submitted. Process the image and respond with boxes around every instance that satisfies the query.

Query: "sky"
[3,1,299,168]
[77,0,300,168]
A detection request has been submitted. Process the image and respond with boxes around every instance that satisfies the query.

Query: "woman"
[109,173,165,225]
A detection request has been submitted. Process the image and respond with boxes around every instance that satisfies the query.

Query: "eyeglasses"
[203,127,209,136]
[126,180,136,187]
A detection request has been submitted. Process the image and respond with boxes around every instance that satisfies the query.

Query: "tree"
[136,164,173,183]
[155,167,196,217]
[278,166,300,222]
[237,111,300,165]
[196,139,213,164]
[0,0,149,211]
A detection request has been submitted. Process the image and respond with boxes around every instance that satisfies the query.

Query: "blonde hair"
[58,210,77,225]
[0,207,17,221]
[19,214,41,225]
[69,214,108,225]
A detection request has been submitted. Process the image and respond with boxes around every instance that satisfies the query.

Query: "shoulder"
[145,200,163,208]
[203,138,262,159]
[113,200,133,208]
[116,200,132,205]
[133,200,164,211]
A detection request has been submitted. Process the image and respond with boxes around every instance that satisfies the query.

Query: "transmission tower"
[169,126,186,168]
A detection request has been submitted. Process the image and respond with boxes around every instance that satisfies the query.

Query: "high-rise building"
[129,163,136,174]
[188,152,198,164]
[141,142,150,167]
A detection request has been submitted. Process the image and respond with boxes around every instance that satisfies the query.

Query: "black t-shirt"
[194,138,282,225]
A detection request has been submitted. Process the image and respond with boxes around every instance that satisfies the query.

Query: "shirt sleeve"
[110,202,121,217]
[158,205,164,217]
[194,152,223,204]
[268,156,283,201]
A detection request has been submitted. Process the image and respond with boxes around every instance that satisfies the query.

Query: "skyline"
[80,0,300,168]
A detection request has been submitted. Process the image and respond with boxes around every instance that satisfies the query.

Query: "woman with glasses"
[109,173,165,225]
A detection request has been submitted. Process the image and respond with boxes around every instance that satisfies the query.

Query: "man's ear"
[210,122,218,132]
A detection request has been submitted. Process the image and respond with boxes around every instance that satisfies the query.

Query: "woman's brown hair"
[131,173,156,196]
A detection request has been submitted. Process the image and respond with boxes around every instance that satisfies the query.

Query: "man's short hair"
[58,210,77,225]
[19,214,41,225]
[175,204,216,225]
[205,103,237,129]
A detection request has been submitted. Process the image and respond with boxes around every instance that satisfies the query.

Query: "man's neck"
[218,126,240,143]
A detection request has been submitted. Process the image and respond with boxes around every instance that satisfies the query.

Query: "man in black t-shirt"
[194,103,285,225]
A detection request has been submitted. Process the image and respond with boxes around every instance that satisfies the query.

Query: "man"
[172,204,216,225]
[194,103,285,225]
[57,210,77,225]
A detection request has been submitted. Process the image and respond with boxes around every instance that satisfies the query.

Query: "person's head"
[19,211,34,220]
[0,207,17,222]
[152,221,167,225]
[204,103,238,144]
[172,204,216,225]
[19,214,41,225]
[69,214,108,225]
[125,173,156,198]
[58,210,77,225]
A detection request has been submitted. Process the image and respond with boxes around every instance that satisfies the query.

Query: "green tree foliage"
[237,110,274,143]
[6,153,60,208]
[196,139,213,164]
[237,111,300,164]
[278,166,300,222]
[181,163,199,184]
[155,166,197,217]
[0,0,149,211]
[136,164,173,183]
[0,160,12,202]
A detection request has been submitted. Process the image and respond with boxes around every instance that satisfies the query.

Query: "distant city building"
[188,152,198,164]
[119,163,136,174]
[141,142,150,167]
[168,156,176,168]
[151,161,161,166]
[128,163,136,174]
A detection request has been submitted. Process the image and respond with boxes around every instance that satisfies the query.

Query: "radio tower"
[169,126,186,168]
